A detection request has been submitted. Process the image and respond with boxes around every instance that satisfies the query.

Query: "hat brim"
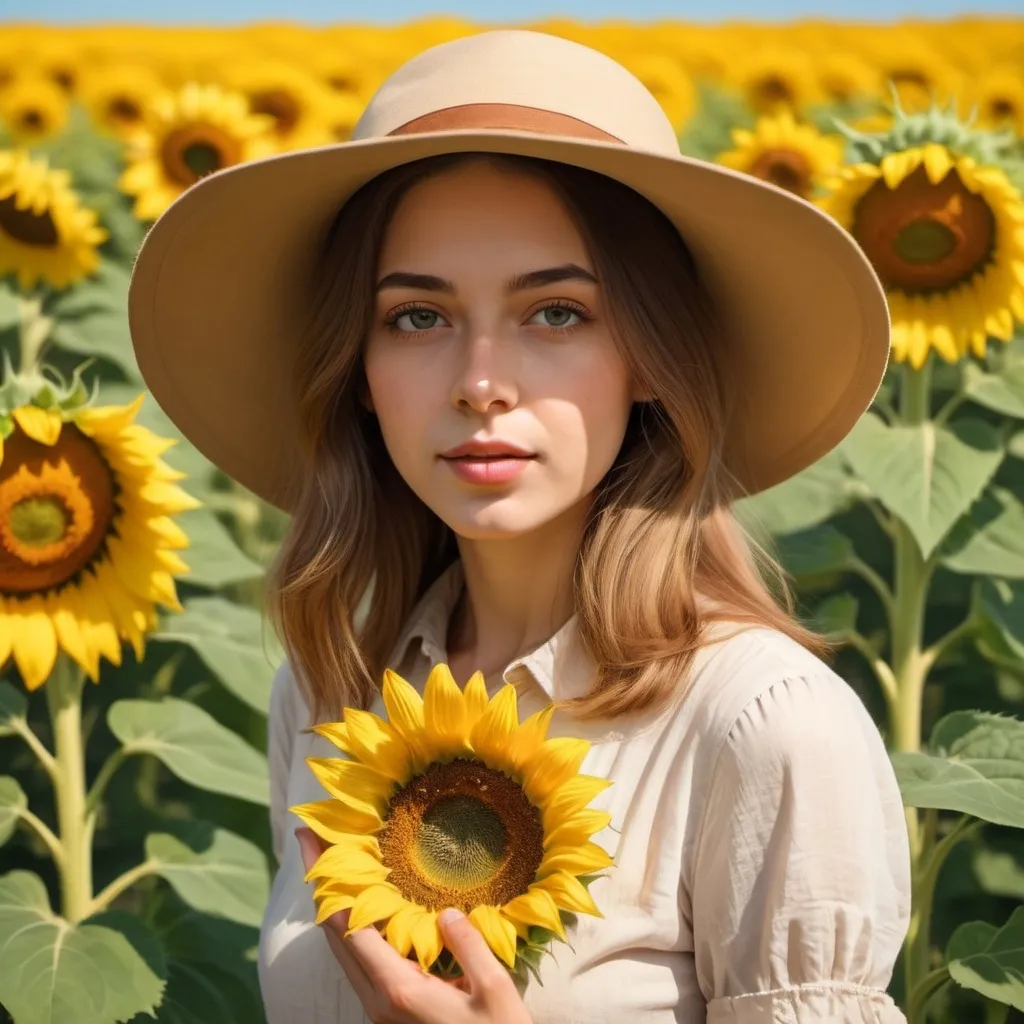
[128,129,889,512]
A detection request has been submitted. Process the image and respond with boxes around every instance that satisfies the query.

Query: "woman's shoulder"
[687,622,878,756]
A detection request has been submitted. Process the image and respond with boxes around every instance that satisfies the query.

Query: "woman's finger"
[437,909,511,996]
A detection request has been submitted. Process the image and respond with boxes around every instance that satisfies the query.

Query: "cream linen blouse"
[258,560,912,1024]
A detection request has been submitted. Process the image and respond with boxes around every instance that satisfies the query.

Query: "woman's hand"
[296,828,533,1024]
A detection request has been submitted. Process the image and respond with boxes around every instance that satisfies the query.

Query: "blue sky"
[4,0,1022,23]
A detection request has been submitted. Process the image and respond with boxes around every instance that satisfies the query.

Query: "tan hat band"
[387,103,624,143]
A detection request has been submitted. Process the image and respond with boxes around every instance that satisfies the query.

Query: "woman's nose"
[450,330,519,412]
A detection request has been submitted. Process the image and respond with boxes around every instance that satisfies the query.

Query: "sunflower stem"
[45,654,93,925]
[88,859,160,917]
[16,805,64,866]
[17,291,54,376]
[890,358,943,1023]
[10,717,59,783]
[84,748,127,824]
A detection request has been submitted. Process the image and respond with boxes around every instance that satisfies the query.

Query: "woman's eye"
[530,305,581,328]
[394,309,444,332]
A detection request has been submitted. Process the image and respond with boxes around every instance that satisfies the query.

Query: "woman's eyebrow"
[375,263,599,294]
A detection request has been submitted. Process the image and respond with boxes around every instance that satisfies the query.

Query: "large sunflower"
[727,48,822,116]
[716,110,845,200]
[0,150,107,291]
[820,142,1024,368]
[971,66,1024,135]
[0,375,200,690]
[221,60,336,152]
[0,75,70,146]
[118,82,275,221]
[294,665,613,978]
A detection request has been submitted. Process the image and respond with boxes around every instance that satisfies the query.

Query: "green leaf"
[839,412,1004,558]
[175,509,264,589]
[146,829,270,928]
[0,870,165,1024]
[108,698,269,805]
[946,907,1024,1012]
[45,261,141,379]
[0,776,26,846]
[0,679,28,736]
[772,524,855,577]
[973,848,1024,899]
[890,710,1024,827]
[942,487,1024,579]
[963,360,1024,419]
[151,597,281,714]
[809,594,859,637]
[978,579,1024,660]
[1009,432,1024,461]
[733,447,854,539]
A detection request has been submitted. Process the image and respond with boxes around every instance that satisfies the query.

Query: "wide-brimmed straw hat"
[128,29,889,512]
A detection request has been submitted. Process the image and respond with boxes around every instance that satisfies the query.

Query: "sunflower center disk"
[852,165,996,294]
[749,150,810,196]
[0,427,115,593]
[161,127,236,186]
[380,758,545,914]
[251,90,301,134]
[0,194,59,247]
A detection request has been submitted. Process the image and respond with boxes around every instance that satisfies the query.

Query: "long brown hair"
[266,150,831,724]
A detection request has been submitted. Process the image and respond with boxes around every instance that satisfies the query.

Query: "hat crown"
[353,29,681,155]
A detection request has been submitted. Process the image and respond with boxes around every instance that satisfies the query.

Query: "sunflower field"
[1,16,1024,1024]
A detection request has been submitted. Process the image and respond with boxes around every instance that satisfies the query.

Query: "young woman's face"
[363,160,642,541]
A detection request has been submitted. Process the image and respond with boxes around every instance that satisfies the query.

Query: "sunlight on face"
[362,159,640,541]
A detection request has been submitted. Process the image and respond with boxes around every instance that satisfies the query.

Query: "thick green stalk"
[18,292,53,375]
[46,656,93,924]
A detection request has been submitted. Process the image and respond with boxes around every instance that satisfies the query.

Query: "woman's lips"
[442,455,535,484]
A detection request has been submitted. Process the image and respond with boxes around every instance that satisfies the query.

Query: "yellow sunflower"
[727,48,823,116]
[0,75,70,146]
[813,52,885,106]
[118,82,275,222]
[0,150,107,291]
[221,60,336,152]
[77,64,171,139]
[0,379,200,690]
[971,65,1024,135]
[819,143,1024,368]
[619,52,696,131]
[294,665,613,977]
[716,110,845,200]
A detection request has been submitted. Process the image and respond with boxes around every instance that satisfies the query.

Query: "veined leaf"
[173,509,264,590]
[0,776,26,846]
[809,593,859,638]
[839,412,1003,559]
[45,260,142,380]
[942,488,1024,579]
[890,710,1024,827]
[733,447,854,539]
[973,848,1024,899]
[0,871,165,1024]
[108,698,269,805]
[946,908,1024,1012]
[963,360,1024,419]
[152,598,281,714]
[0,679,28,736]
[978,579,1024,661]
[146,829,270,928]
[772,524,855,577]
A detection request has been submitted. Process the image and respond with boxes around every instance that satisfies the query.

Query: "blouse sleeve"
[267,660,300,866]
[691,672,912,1023]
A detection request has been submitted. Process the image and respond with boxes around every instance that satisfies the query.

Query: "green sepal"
[0,414,12,441]
[0,359,99,420]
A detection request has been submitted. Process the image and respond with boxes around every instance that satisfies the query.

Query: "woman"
[128,29,911,1024]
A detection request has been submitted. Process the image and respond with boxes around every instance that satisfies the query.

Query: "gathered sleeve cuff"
[692,673,912,1023]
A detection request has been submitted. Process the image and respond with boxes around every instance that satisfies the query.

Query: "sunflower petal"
[306,757,395,811]
[468,904,518,969]
[538,841,614,879]
[511,703,556,772]
[342,707,412,782]
[501,886,566,941]
[13,406,62,446]
[533,870,604,917]
[523,736,590,804]
[11,601,58,690]
[543,809,614,851]
[291,796,383,838]
[346,884,409,935]
[382,668,425,744]
[470,684,519,770]
[541,774,613,832]
[423,663,468,754]
[410,909,443,972]
[304,845,390,884]
[315,891,357,925]
[312,722,355,756]
[386,903,426,959]
[462,671,489,728]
